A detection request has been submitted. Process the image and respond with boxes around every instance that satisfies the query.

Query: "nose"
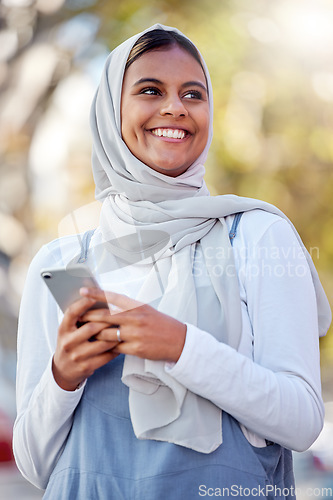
[160,93,188,118]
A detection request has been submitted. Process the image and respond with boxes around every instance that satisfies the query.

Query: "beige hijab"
[90,24,331,452]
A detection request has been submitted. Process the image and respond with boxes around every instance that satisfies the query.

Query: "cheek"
[121,111,137,145]
[203,107,210,130]
[199,111,210,146]
[121,101,148,140]
[121,95,139,141]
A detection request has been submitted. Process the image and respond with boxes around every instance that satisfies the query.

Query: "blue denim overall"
[43,214,295,499]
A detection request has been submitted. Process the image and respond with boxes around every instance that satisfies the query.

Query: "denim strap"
[229,212,243,246]
[77,229,96,263]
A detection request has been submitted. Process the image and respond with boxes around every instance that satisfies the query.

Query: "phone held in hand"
[40,264,107,313]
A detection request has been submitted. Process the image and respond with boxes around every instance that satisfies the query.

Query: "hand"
[53,296,119,391]
[80,288,187,363]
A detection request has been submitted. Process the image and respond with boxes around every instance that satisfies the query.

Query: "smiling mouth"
[150,128,188,139]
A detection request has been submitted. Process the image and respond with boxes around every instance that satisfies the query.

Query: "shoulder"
[26,227,103,282]
[215,194,294,246]
[28,232,89,276]
[22,231,101,302]
[227,209,291,248]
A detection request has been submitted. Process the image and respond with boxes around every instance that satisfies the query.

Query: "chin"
[147,158,190,176]
[155,166,189,177]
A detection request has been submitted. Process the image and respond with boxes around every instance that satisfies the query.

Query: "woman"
[13,24,331,499]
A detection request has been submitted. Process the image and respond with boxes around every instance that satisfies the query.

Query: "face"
[121,45,209,177]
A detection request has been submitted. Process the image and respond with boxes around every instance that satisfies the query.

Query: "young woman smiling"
[13,25,331,499]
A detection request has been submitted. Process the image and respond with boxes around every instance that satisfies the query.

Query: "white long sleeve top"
[13,210,325,490]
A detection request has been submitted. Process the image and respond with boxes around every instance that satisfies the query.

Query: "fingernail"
[80,287,90,296]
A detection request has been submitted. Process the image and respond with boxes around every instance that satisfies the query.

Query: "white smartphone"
[40,264,107,313]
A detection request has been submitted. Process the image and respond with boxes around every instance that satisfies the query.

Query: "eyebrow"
[132,77,207,93]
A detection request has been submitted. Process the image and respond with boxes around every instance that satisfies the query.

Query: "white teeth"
[151,128,186,139]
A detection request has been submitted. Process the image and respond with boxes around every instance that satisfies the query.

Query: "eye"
[183,90,203,100]
[140,87,161,96]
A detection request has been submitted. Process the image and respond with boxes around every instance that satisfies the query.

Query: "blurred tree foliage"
[0,0,332,362]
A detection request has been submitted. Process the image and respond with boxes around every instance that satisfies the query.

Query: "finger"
[81,309,127,330]
[82,307,134,331]
[60,321,113,352]
[95,327,124,343]
[79,336,120,356]
[109,341,129,356]
[60,297,98,332]
[80,288,142,311]
[74,320,114,344]
[81,307,113,323]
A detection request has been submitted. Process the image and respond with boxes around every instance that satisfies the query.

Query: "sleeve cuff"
[164,323,207,378]
[40,357,86,406]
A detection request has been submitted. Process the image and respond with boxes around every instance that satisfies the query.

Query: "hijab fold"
[90,24,331,453]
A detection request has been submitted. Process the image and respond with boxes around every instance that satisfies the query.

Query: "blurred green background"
[0,0,333,496]
[0,0,332,400]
